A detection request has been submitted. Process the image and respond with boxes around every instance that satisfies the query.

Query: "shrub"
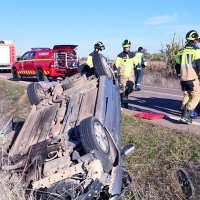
[160,33,184,77]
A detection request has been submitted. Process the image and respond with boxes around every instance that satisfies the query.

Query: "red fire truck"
[12,45,79,81]
[0,40,16,71]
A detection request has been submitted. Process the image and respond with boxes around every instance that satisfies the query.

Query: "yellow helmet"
[94,41,105,50]
[185,30,198,41]
[198,34,200,39]
[122,39,131,47]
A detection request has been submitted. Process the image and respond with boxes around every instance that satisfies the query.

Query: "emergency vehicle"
[12,45,79,81]
[0,40,16,71]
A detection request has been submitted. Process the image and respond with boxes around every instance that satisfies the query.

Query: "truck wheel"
[93,54,113,81]
[12,68,20,81]
[27,82,46,105]
[62,73,86,90]
[36,69,44,82]
[79,116,117,173]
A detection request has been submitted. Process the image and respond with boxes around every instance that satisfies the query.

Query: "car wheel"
[92,54,113,81]
[27,82,46,105]
[176,168,195,199]
[62,73,86,90]
[36,69,44,82]
[79,116,117,172]
[12,68,20,81]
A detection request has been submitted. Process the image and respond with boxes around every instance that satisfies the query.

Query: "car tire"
[36,69,44,82]
[92,54,113,81]
[176,168,195,199]
[12,68,20,81]
[27,82,46,105]
[62,73,86,90]
[79,116,117,173]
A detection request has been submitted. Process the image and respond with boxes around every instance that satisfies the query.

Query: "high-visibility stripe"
[181,64,196,68]
[18,70,49,75]
[18,59,51,62]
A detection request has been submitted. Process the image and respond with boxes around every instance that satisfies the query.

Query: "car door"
[20,52,30,73]
[25,51,36,74]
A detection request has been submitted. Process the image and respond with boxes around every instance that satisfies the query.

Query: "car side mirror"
[17,57,21,61]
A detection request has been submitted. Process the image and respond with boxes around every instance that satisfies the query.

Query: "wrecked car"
[1,53,134,199]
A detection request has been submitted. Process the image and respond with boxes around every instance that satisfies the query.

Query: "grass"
[121,115,200,200]
[142,71,181,89]
[142,61,181,89]
[0,80,31,130]
[1,114,200,199]
[0,80,30,199]
[0,79,199,199]
[0,171,26,200]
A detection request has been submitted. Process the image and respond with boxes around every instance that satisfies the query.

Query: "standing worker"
[134,47,147,91]
[175,30,200,124]
[86,41,105,67]
[115,39,139,108]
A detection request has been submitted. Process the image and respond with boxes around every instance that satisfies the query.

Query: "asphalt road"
[1,71,200,134]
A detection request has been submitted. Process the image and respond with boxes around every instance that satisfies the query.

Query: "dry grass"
[0,171,26,200]
[142,72,181,89]
[146,61,166,73]
[121,115,200,200]
[141,60,181,89]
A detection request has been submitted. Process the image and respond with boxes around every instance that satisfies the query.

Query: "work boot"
[121,103,128,108]
[135,87,141,91]
[180,109,192,124]
[180,106,186,118]
[121,96,129,109]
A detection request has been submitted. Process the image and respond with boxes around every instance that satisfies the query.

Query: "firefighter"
[135,47,147,91]
[86,41,105,67]
[115,39,139,108]
[175,30,200,124]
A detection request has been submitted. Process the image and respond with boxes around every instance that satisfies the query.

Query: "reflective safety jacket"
[115,52,139,77]
[175,43,200,81]
[135,52,147,67]
[86,51,97,68]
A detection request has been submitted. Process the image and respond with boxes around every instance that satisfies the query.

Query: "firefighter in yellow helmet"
[115,39,139,108]
[175,30,200,124]
[86,41,105,67]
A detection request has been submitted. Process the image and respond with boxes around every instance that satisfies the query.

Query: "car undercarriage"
[1,54,134,199]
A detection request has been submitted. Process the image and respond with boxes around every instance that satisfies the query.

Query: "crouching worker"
[175,30,200,124]
[115,39,139,108]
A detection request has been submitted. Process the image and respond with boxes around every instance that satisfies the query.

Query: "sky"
[1,0,200,60]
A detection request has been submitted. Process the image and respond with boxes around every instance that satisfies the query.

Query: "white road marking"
[143,90,182,98]
[19,81,30,84]
[166,114,200,126]
[0,75,8,78]
[142,85,180,91]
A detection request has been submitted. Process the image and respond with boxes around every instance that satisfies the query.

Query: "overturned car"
[1,54,134,199]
